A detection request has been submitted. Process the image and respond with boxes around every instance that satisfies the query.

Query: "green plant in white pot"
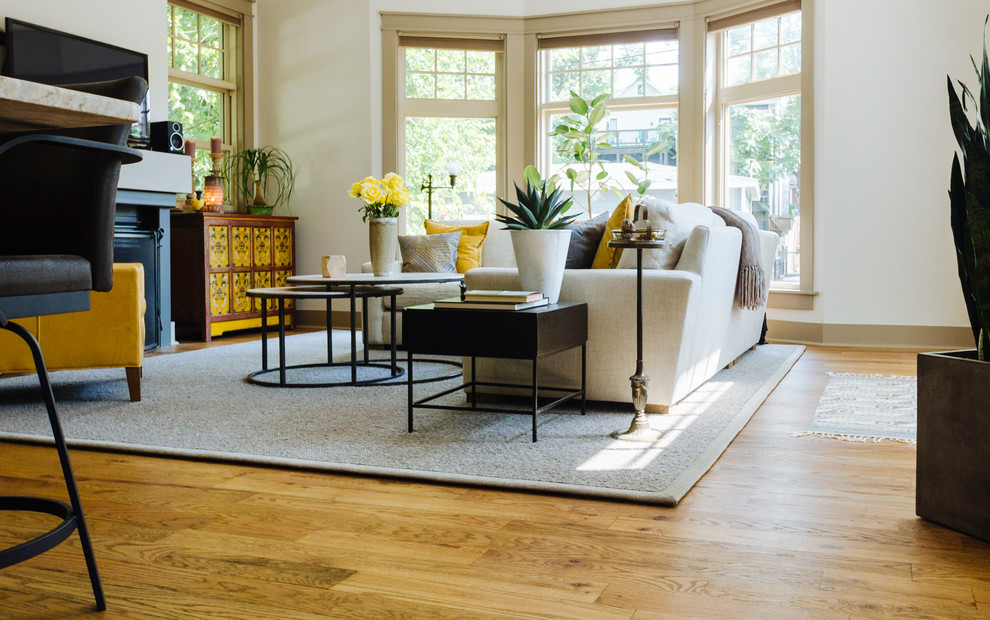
[496,166,577,303]
[227,146,295,215]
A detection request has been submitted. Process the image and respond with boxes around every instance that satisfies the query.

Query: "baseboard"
[768,319,973,349]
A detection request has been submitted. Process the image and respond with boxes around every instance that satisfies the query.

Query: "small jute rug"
[0,332,804,505]
[794,372,917,444]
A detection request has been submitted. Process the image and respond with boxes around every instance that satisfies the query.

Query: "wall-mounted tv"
[1,17,150,144]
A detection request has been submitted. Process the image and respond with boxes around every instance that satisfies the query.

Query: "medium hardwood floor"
[0,336,987,619]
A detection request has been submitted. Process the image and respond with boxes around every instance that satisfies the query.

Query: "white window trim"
[167,0,255,152]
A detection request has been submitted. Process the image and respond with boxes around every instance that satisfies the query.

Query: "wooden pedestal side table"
[403,302,588,442]
[606,238,668,441]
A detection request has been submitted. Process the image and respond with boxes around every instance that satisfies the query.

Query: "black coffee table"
[403,302,588,442]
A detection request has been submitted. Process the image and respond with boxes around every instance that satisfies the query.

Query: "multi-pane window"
[714,7,802,286]
[167,2,239,191]
[405,48,496,101]
[724,12,801,85]
[539,31,679,216]
[399,43,501,233]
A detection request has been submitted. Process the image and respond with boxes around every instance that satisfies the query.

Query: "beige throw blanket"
[709,207,767,310]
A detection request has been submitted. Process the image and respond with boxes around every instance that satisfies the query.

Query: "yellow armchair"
[0,263,146,400]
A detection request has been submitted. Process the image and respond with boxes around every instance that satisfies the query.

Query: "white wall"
[803,0,980,332]
[0,0,170,123]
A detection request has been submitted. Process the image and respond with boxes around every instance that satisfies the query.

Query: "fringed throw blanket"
[710,206,767,309]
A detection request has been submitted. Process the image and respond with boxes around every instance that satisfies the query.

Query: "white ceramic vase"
[369,217,398,277]
[509,229,572,304]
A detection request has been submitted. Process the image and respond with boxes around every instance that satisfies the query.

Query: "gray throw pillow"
[399,231,462,273]
[564,209,611,269]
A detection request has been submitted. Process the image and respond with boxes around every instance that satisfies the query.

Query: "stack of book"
[433,290,549,310]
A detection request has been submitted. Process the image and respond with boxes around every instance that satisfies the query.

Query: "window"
[398,40,502,233]
[538,30,679,217]
[711,3,804,287]
[167,1,243,192]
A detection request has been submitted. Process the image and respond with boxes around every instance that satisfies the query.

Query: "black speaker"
[150,121,183,153]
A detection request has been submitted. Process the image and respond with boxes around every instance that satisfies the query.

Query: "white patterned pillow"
[399,231,462,273]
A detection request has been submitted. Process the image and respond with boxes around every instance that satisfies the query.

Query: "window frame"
[397,42,504,230]
[537,37,681,212]
[167,0,254,156]
[706,1,813,296]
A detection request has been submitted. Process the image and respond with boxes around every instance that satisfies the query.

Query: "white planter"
[509,229,571,304]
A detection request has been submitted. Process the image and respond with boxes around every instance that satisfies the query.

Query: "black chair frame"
[0,119,145,611]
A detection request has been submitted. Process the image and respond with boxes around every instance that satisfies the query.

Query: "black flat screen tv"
[2,17,150,143]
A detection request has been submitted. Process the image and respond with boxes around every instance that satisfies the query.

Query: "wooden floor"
[0,338,987,619]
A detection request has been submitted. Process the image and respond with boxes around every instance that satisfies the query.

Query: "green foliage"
[728,96,801,195]
[948,16,990,359]
[548,91,614,217]
[404,117,496,233]
[496,173,577,230]
[621,122,677,201]
[226,146,295,211]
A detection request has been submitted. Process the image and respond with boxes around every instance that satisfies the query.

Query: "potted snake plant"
[916,17,990,543]
[495,166,577,303]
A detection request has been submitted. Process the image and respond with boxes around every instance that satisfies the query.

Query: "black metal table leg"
[362,297,370,364]
[349,285,357,383]
[407,348,414,432]
[581,343,587,415]
[260,296,269,371]
[390,294,398,373]
[532,358,539,442]
[278,298,287,386]
[471,356,477,408]
[327,297,333,364]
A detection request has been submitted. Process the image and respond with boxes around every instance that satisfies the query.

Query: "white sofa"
[364,205,777,410]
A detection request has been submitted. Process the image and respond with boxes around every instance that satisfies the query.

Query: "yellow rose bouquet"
[349,172,411,222]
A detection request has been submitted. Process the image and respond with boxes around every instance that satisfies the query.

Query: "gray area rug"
[0,333,804,505]
[794,372,917,444]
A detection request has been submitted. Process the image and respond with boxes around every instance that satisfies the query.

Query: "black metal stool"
[0,76,147,611]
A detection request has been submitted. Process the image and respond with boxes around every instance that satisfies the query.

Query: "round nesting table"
[246,284,404,387]
[287,272,466,384]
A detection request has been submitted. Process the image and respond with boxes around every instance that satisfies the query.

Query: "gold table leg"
[611,372,664,441]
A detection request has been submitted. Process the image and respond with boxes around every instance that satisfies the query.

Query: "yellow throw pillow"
[424,220,490,273]
[591,195,634,269]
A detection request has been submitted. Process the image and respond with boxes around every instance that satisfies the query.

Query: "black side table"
[403,302,588,442]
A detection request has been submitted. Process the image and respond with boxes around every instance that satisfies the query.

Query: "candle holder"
[420,165,458,220]
[203,150,225,213]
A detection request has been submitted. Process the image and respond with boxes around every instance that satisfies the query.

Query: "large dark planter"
[916,350,990,543]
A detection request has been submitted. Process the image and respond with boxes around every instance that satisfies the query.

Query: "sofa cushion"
[425,219,489,273]
[564,209,610,269]
[591,194,633,269]
[383,281,464,310]
[399,231,461,273]
[616,199,725,270]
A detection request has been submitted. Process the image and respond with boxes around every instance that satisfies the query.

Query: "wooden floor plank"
[0,341,985,617]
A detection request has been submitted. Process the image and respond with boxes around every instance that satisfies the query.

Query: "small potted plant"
[496,165,577,303]
[227,146,295,215]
